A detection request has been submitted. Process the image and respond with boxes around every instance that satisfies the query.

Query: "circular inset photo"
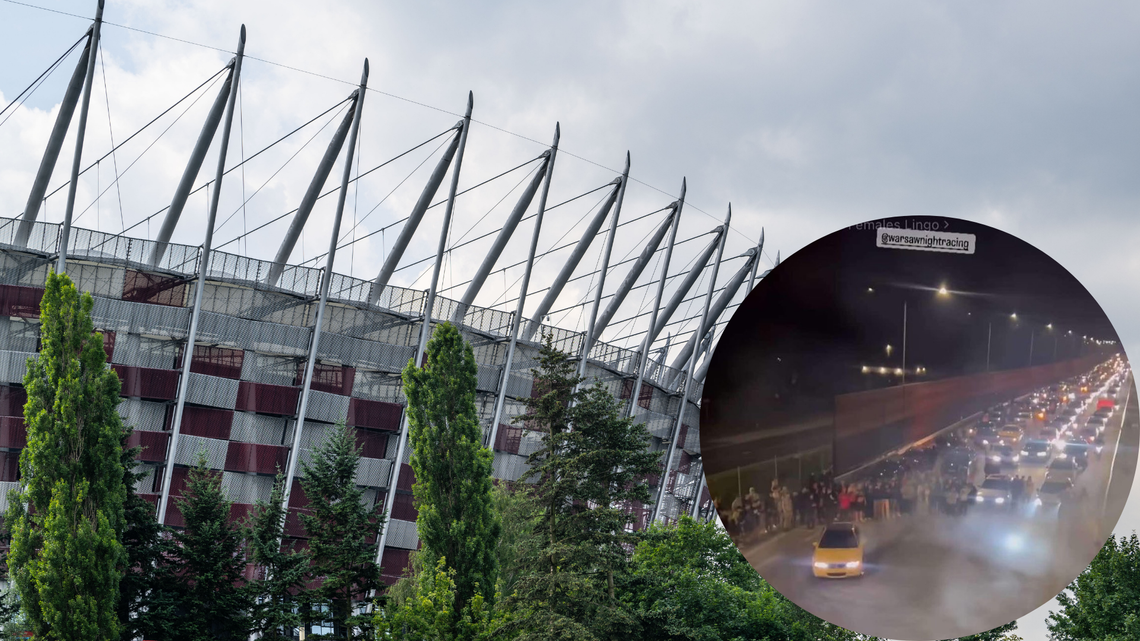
[700,216,1136,641]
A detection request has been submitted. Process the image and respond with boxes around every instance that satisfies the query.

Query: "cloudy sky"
[3,1,1139,638]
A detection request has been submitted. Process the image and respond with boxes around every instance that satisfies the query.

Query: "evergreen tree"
[947,621,1022,641]
[167,452,251,641]
[402,322,500,619]
[1047,532,1140,641]
[491,482,541,599]
[299,421,382,640]
[6,271,127,640]
[502,336,657,641]
[115,430,173,640]
[245,472,309,640]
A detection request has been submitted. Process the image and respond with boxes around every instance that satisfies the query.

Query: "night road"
[739,363,1136,640]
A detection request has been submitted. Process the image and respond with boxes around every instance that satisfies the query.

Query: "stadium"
[0,5,770,585]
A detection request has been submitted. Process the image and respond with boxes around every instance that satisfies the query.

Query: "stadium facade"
[0,6,766,584]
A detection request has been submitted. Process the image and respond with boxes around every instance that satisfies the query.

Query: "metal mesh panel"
[356,457,392,487]
[518,430,544,457]
[475,364,501,393]
[118,398,168,432]
[197,311,310,357]
[439,296,514,338]
[492,451,530,482]
[230,411,288,446]
[503,372,533,400]
[360,487,381,510]
[297,421,339,451]
[133,464,159,494]
[318,332,415,374]
[185,373,240,409]
[351,370,405,404]
[240,352,300,386]
[328,273,425,316]
[111,334,182,370]
[175,434,228,469]
[69,262,126,299]
[519,321,584,355]
[632,406,675,441]
[92,298,191,339]
[305,390,350,424]
[0,480,20,513]
[0,350,35,384]
[221,471,276,505]
[385,518,419,549]
[587,341,639,376]
[0,217,60,255]
[323,305,421,347]
[198,282,313,327]
[68,226,199,276]
[683,423,701,453]
[207,250,323,299]
[0,317,38,352]
[0,252,51,287]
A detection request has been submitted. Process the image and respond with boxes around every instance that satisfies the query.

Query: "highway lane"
[737,367,1134,640]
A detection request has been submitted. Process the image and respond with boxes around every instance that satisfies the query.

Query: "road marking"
[1101,374,1131,518]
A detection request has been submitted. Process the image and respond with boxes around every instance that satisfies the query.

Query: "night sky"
[703,216,1124,440]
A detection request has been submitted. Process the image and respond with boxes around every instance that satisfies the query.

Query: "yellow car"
[812,523,865,578]
[998,425,1022,446]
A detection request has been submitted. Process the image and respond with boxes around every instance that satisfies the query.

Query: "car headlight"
[814,562,829,569]
[1013,455,1020,462]
[975,496,984,502]
[845,561,860,568]
[1021,450,1028,456]
[1038,451,1047,457]
[1035,498,1043,506]
[982,440,990,446]
[995,497,1006,504]
[991,456,1001,463]
[1058,453,1067,459]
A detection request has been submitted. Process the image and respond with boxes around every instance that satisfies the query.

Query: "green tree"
[502,336,658,641]
[1047,532,1140,641]
[402,322,501,618]
[245,472,309,640]
[6,271,127,640]
[115,430,173,640]
[374,556,508,641]
[299,421,382,640]
[945,621,1021,641]
[165,452,251,641]
[491,482,541,599]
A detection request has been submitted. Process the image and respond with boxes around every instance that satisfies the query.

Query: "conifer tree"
[166,452,251,641]
[503,335,657,641]
[116,429,172,640]
[6,271,127,640]
[299,421,382,640]
[402,322,500,618]
[245,472,309,640]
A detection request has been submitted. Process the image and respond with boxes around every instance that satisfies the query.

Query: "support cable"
[98,48,125,232]
[0,32,86,126]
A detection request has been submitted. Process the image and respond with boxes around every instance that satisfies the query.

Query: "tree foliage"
[6,271,126,640]
[1047,532,1140,641]
[402,322,500,618]
[299,420,382,640]
[115,429,170,641]
[164,452,251,641]
[502,336,659,641]
[374,556,508,641]
[245,472,309,640]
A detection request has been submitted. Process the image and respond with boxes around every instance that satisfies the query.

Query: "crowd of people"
[718,458,1048,542]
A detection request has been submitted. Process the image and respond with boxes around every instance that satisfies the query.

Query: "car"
[1020,439,1052,464]
[1088,416,1108,433]
[997,425,1023,446]
[812,523,865,578]
[1060,439,1090,471]
[974,426,1000,448]
[1038,427,1060,443]
[1036,477,1075,512]
[1047,457,1080,483]
[974,475,1014,508]
[988,444,1020,468]
[1014,411,1033,424]
[1077,425,1099,444]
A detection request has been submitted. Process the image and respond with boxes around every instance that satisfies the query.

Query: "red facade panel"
[235,381,299,416]
[163,502,185,528]
[391,492,417,522]
[284,507,311,538]
[185,345,244,380]
[0,386,27,416]
[121,269,187,307]
[102,331,116,362]
[0,451,19,482]
[346,397,402,431]
[379,547,412,585]
[678,450,692,474]
[126,430,168,463]
[355,428,389,459]
[0,284,44,319]
[495,424,522,455]
[0,417,26,449]
[289,479,309,509]
[112,365,179,400]
[300,363,355,396]
[396,463,416,492]
[180,406,234,440]
[225,441,289,476]
[229,502,254,525]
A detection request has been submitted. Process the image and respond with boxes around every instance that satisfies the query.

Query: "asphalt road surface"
[741,374,1137,641]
